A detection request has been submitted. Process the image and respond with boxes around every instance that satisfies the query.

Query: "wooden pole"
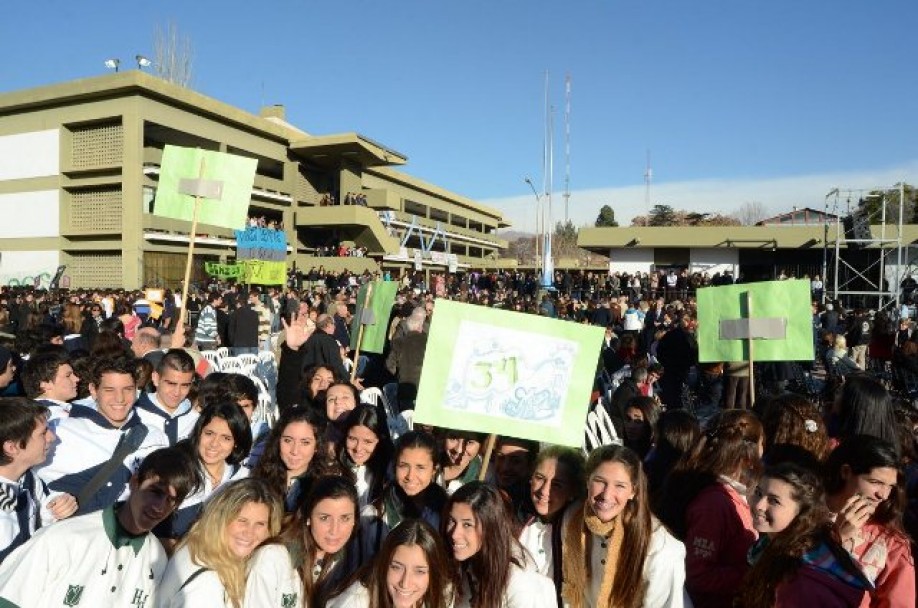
[350,282,374,383]
[478,434,497,481]
[172,157,206,346]
[747,291,756,409]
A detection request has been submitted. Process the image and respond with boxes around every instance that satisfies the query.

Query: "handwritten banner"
[414,300,604,447]
[204,262,244,278]
[241,260,286,285]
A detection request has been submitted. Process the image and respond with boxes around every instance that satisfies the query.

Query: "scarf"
[562,500,624,608]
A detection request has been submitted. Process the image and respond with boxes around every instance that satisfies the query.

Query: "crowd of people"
[0,272,915,607]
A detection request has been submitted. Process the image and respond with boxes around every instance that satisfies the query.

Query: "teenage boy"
[0,446,200,607]
[0,397,78,562]
[133,349,198,445]
[21,350,80,424]
[36,357,168,515]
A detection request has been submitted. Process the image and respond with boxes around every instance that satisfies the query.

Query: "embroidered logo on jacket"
[282,593,298,608]
[63,584,84,606]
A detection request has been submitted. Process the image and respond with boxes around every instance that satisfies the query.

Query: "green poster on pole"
[349,281,399,354]
[154,145,257,230]
[696,279,814,363]
[413,300,604,447]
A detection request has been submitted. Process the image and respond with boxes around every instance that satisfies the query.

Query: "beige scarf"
[561,500,624,608]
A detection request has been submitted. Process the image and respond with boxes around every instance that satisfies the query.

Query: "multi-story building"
[0,71,508,289]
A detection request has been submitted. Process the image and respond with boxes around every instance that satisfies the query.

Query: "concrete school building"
[0,71,508,290]
[577,223,918,300]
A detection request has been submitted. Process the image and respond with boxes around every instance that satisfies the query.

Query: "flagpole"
[747,291,756,409]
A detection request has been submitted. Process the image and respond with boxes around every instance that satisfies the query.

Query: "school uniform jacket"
[155,463,248,540]
[0,504,167,608]
[0,470,52,563]
[244,544,305,608]
[133,393,199,446]
[157,544,232,608]
[35,405,168,515]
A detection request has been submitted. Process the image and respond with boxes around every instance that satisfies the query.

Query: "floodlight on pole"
[104,58,120,72]
[136,55,152,69]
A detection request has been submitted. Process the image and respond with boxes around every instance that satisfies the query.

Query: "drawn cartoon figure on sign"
[443,321,577,426]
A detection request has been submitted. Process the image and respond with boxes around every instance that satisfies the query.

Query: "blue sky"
[2,1,916,230]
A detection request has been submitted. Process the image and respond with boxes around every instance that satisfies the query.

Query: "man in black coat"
[227,292,259,355]
[656,314,699,410]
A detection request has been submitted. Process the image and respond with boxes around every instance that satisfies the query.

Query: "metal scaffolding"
[824,183,909,312]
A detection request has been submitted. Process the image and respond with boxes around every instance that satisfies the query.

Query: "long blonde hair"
[180,479,283,607]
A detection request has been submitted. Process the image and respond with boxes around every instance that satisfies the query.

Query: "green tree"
[648,204,677,226]
[595,205,619,227]
[552,219,580,259]
[856,183,917,223]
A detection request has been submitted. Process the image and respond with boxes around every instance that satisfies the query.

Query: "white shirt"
[0,505,166,607]
[245,544,304,608]
[157,544,232,608]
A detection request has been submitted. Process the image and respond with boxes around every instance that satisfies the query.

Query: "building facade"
[0,72,507,289]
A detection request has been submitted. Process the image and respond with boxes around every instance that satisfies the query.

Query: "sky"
[2,1,916,232]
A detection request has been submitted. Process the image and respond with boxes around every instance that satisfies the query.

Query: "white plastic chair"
[201,350,222,372]
[399,409,415,432]
[361,387,407,440]
[221,357,243,373]
[258,350,276,367]
[250,376,276,426]
[237,353,259,369]
[216,347,230,359]
[584,404,622,453]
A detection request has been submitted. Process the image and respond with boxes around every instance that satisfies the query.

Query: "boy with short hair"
[0,446,200,607]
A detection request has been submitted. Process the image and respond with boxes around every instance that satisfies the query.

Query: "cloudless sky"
[2,1,916,225]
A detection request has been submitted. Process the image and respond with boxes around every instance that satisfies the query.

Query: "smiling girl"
[738,462,872,608]
[562,445,688,608]
[252,407,331,512]
[327,519,454,608]
[443,482,555,608]
[337,404,393,511]
[824,435,915,607]
[158,479,283,607]
[156,403,252,544]
[246,475,360,608]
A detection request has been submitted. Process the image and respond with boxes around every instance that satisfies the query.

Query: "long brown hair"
[585,445,654,608]
[738,463,833,608]
[660,409,763,538]
[334,519,454,608]
[442,482,523,608]
[271,475,358,606]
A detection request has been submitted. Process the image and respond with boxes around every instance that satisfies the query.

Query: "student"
[326,519,454,608]
[824,435,915,607]
[245,475,359,608]
[739,463,871,608]
[436,430,484,496]
[0,397,77,562]
[134,349,199,445]
[561,445,688,608]
[518,446,585,582]
[323,382,361,453]
[337,403,393,511]
[443,481,555,608]
[492,437,539,513]
[659,410,763,608]
[0,446,200,606]
[158,478,283,608]
[36,356,169,514]
[156,402,252,543]
[251,407,330,512]
[21,349,80,424]
[361,431,447,562]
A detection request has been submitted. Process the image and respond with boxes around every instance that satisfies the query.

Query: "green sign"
[696,279,814,363]
[204,262,243,278]
[154,146,257,230]
[349,281,399,354]
[414,300,604,447]
[241,260,286,285]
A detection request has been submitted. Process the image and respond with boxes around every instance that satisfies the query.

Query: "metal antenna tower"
[563,74,571,224]
[643,149,652,226]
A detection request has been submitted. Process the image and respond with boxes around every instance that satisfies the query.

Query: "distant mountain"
[497,230,536,240]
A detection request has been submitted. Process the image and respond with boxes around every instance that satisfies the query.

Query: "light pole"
[525,177,542,271]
